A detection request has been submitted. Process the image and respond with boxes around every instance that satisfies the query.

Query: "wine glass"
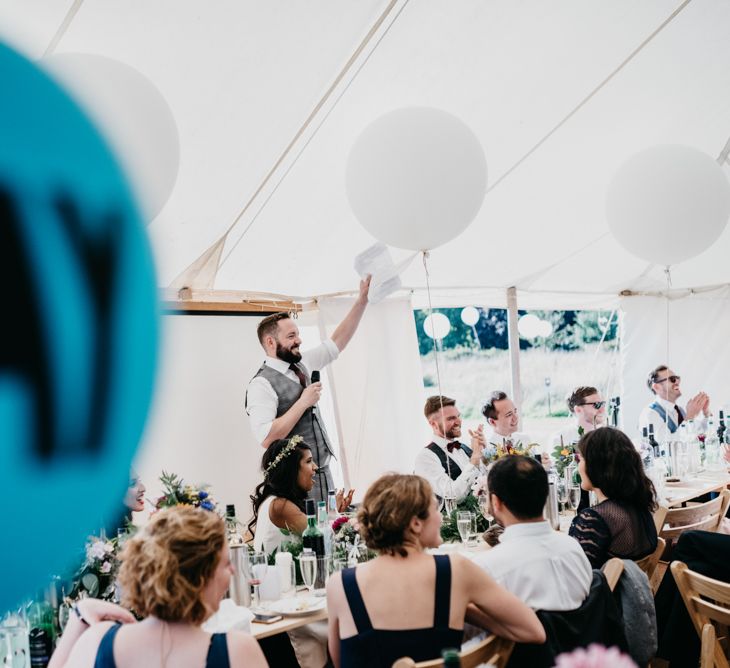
[243,551,267,608]
[478,494,492,527]
[456,511,472,545]
[442,496,457,516]
[298,551,318,596]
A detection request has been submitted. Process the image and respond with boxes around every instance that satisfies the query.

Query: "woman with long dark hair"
[248,436,351,553]
[569,427,658,568]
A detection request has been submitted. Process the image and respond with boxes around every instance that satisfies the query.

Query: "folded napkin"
[202,599,254,635]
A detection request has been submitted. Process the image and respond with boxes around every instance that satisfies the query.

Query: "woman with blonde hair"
[326,474,545,667]
[49,506,267,668]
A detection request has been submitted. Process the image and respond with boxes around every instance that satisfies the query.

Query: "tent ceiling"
[3,0,730,305]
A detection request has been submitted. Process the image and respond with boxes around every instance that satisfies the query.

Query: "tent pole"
[506,287,523,416]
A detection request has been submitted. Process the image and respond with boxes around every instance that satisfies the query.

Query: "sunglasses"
[579,401,606,409]
[655,375,681,384]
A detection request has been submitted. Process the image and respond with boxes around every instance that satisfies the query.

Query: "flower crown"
[264,435,303,479]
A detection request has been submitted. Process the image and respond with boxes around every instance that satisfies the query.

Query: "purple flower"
[332,516,349,533]
[198,490,209,499]
[200,500,215,511]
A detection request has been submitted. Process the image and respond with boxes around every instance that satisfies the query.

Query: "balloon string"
[665,265,672,365]
[422,251,454,498]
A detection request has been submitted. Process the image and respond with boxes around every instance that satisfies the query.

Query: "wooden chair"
[660,491,730,544]
[653,506,668,534]
[671,560,730,668]
[602,557,624,592]
[392,634,514,668]
[636,537,666,593]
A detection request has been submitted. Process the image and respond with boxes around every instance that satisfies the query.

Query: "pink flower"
[350,518,361,532]
[332,516,349,533]
[99,561,112,574]
[554,644,637,668]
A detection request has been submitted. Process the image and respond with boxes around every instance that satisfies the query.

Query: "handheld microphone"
[311,370,320,384]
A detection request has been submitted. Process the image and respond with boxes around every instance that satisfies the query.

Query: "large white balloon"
[461,306,480,327]
[606,145,730,266]
[44,53,180,223]
[346,107,487,251]
[518,314,542,340]
[423,313,451,340]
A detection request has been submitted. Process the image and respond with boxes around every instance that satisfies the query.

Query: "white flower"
[87,540,107,561]
[99,561,112,574]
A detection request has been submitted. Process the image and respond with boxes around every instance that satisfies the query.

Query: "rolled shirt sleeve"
[414,448,477,501]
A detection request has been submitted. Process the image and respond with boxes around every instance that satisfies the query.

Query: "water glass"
[243,551,267,607]
[569,485,582,512]
[0,610,29,668]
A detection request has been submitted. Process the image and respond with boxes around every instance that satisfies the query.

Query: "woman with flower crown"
[248,436,352,553]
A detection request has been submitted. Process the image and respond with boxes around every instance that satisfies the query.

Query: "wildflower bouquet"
[332,516,375,562]
[482,440,537,465]
[154,470,217,512]
[551,428,583,477]
[71,535,120,600]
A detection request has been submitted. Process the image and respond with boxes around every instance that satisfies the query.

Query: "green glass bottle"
[441,648,461,667]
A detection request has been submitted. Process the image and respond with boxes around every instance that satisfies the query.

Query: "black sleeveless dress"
[339,554,464,667]
[93,623,230,668]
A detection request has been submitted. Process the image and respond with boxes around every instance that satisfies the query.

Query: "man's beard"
[276,341,302,364]
[445,426,461,440]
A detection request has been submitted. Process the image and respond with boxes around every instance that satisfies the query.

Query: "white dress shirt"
[639,396,707,444]
[473,521,592,611]
[549,421,583,450]
[414,435,478,502]
[246,339,339,445]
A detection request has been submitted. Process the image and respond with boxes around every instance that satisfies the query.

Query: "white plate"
[263,597,326,617]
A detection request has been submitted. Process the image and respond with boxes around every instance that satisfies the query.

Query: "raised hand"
[358,274,372,303]
[685,393,705,420]
[469,425,486,465]
[75,598,136,625]
[336,488,355,512]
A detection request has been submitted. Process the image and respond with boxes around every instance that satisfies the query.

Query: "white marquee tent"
[4,0,730,517]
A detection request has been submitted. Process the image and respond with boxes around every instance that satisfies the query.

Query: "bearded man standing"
[245,276,370,504]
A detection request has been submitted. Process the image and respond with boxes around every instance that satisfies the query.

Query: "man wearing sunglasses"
[550,386,607,450]
[639,365,710,443]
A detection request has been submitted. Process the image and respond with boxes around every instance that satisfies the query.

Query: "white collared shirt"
[414,435,478,502]
[245,339,339,445]
[473,521,592,611]
[549,421,583,450]
[639,396,707,444]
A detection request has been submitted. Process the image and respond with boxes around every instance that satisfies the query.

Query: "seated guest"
[569,428,658,568]
[482,391,534,451]
[639,365,710,443]
[473,456,592,611]
[655,530,730,667]
[49,506,267,668]
[326,474,545,668]
[550,386,606,448]
[414,395,485,502]
[248,435,352,553]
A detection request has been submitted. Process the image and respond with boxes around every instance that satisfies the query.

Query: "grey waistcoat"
[248,362,333,468]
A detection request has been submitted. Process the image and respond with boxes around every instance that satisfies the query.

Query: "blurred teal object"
[0,42,158,609]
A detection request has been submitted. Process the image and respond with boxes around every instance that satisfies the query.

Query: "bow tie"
[447,441,462,453]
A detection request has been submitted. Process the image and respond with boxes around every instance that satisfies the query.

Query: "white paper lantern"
[346,107,487,251]
[45,53,180,223]
[461,306,480,327]
[423,312,451,340]
[518,314,542,340]
[606,145,730,266]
